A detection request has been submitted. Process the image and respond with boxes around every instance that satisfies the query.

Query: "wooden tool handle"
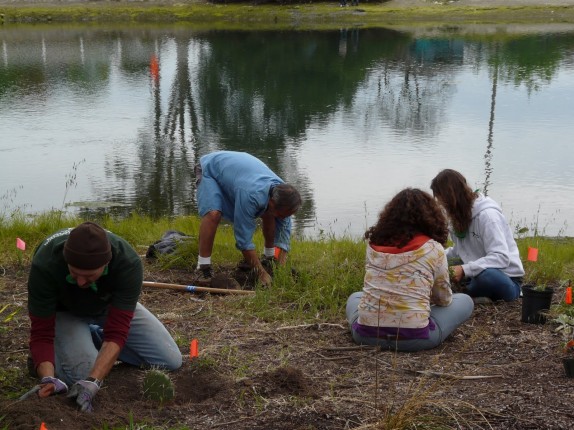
[143,281,254,295]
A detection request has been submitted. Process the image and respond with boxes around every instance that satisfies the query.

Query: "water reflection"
[483,42,499,196]
[1,26,574,237]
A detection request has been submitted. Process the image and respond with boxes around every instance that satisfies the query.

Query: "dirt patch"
[1,261,573,429]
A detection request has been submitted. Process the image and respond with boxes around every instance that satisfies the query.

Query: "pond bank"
[2,0,574,28]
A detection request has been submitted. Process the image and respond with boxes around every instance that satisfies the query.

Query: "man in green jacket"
[24,222,182,412]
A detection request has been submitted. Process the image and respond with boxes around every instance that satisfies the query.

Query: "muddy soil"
[1,258,573,430]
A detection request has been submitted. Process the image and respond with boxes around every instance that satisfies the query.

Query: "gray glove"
[19,376,68,400]
[40,376,69,394]
[67,379,100,412]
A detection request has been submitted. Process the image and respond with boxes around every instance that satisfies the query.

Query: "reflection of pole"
[41,36,47,65]
[2,40,7,67]
[484,45,499,196]
[150,54,159,83]
[150,43,165,217]
[338,29,347,58]
[151,48,161,140]
[351,29,359,53]
[79,37,85,66]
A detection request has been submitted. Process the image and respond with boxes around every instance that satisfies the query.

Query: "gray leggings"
[345,292,474,352]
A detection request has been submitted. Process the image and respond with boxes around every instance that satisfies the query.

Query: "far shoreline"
[3,0,574,29]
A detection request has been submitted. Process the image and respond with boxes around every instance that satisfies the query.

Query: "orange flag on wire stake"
[40,423,49,430]
[527,247,538,262]
[190,339,198,359]
[16,237,26,251]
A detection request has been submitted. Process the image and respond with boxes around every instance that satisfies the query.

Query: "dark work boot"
[196,264,212,283]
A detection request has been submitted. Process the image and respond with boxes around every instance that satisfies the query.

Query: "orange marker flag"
[16,237,26,251]
[40,423,49,430]
[527,247,538,262]
[566,287,572,305]
[190,339,198,359]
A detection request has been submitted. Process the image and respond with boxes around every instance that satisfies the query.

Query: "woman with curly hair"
[430,169,524,303]
[346,188,474,351]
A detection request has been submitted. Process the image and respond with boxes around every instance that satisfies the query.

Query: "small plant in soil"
[190,355,218,371]
[142,369,175,404]
[553,313,574,357]
[522,260,563,292]
[520,238,569,292]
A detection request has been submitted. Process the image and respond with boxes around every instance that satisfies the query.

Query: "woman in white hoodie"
[430,169,524,302]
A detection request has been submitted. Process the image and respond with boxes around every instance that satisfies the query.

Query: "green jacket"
[28,227,142,318]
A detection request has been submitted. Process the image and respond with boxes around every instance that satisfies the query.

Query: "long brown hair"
[365,188,449,248]
[430,169,477,234]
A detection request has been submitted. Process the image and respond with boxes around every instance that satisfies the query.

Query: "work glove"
[40,376,69,395]
[67,379,100,412]
[19,376,68,400]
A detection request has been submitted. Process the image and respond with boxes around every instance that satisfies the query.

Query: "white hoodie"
[446,194,525,278]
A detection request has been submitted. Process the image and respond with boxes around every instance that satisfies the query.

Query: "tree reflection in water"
[2,27,574,237]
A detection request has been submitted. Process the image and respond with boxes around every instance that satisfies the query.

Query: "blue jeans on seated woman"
[345,292,474,352]
[466,268,521,302]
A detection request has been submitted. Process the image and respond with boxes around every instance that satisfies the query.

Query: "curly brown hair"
[430,169,477,234]
[364,188,449,248]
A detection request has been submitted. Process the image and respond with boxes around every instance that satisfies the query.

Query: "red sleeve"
[29,314,56,369]
[103,306,134,349]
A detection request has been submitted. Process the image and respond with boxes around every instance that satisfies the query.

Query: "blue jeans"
[346,292,474,352]
[54,303,182,385]
[466,268,521,302]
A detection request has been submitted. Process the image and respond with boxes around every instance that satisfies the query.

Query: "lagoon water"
[1,25,574,239]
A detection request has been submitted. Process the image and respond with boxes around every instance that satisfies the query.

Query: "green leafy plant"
[553,313,574,357]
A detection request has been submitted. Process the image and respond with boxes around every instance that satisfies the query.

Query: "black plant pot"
[563,357,574,378]
[521,284,554,324]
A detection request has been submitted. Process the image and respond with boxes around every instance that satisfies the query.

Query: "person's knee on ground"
[345,291,363,328]
[55,353,96,386]
[467,268,520,302]
[118,304,183,371]
[448,293,475,322]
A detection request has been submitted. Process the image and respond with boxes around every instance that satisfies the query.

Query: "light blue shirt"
[198,151,292,252]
